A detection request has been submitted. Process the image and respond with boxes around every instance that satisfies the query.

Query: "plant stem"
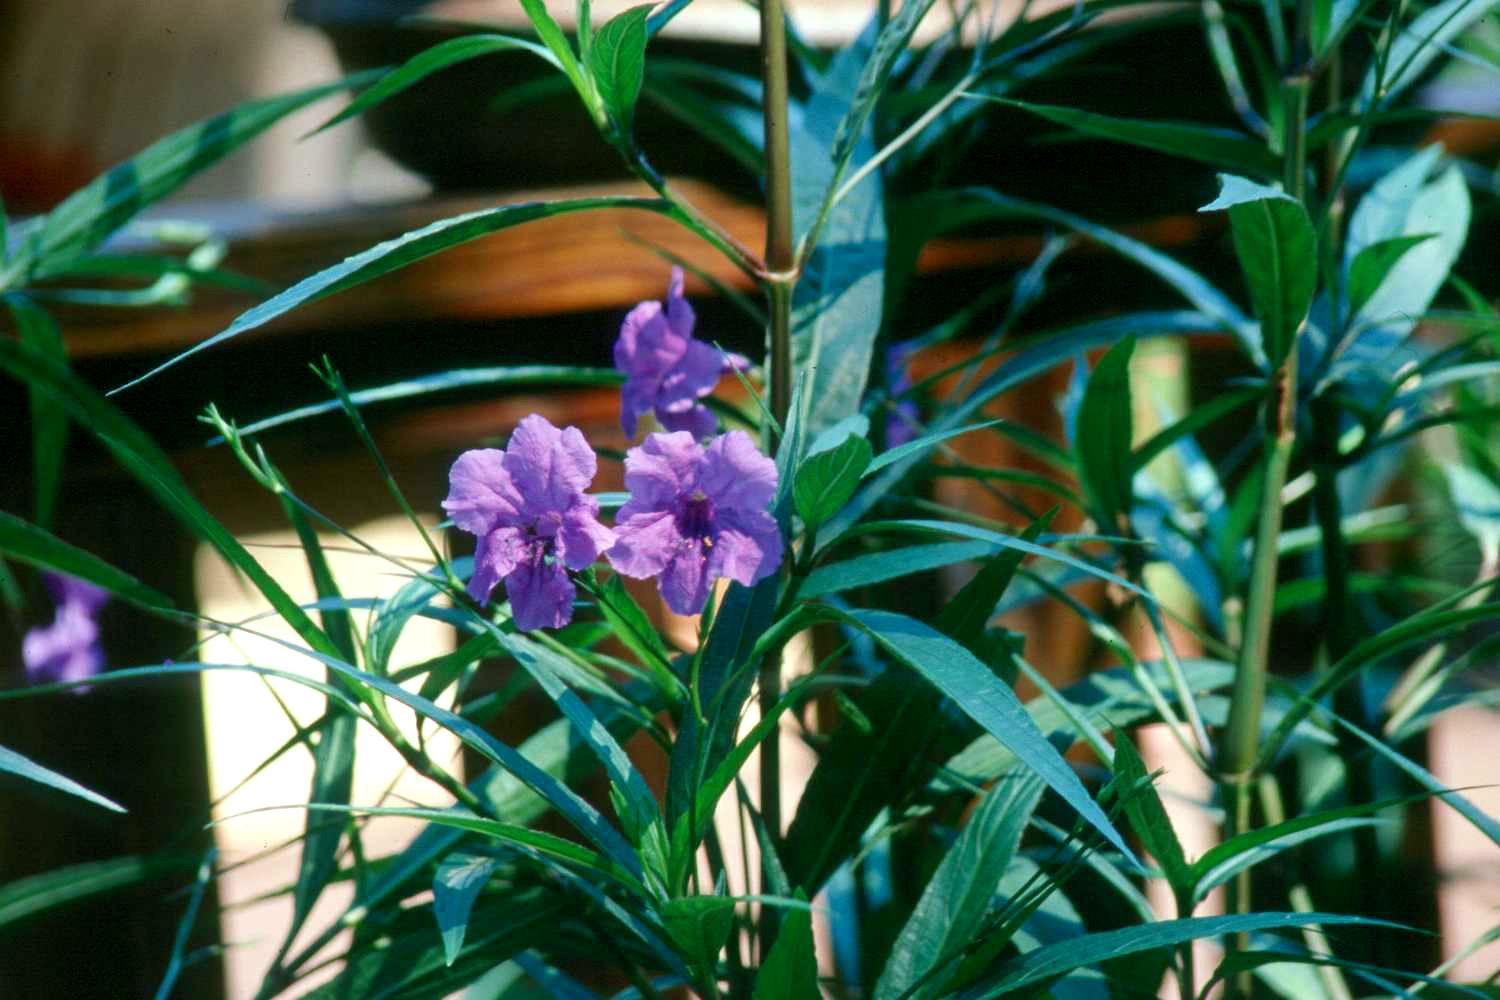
[758,0,796,948]
[1219,73,1309,996]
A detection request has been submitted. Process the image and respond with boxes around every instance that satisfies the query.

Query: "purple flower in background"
[885,343,920,448]
[607,430,783,616]
[23,573,110,688]
[614,268,735,441]
[443,414,614,631]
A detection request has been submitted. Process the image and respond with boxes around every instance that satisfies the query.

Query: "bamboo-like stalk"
[757,0,796,950]
[1219,73,1310,996]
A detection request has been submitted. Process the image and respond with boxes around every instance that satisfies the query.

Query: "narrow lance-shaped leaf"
[110,197,674,394]
[789,29,888,435]
[1200,174,1316,367]
[0,510,173,611]
[3,294,67,528]
[1111,734,1192,893]
[0,339,339,662]
[875,772,1047,1000]
[14,74,375,283]
[829,607,1138,863]
[956,913,1401,998]
[310,35,562,137]
[972,95,1279,176]
[1075,336,1136,528]
[0,743,126,814]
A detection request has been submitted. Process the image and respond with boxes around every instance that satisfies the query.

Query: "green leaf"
[863,420,1004,479]
[842,518,1152,602]
[0,742,125,813]
[662,895,737,971]
[752,890,819,1000]
[830,608,1137,863]
[335,685,660,953]
[434,853,500,966]
[790,35,888,436]
[225,366,621,440]
[0,854,198,930]
[1111,735,1192,892]
[801,540,1000,598]
[1258,599,1500,768]
[516,0,593,109]
[303,651,646,884]
[937,510,1056,650]
[0,339,338,661]
[1201,174,1316,366]
[3,294,67,528]
[300,888,564,1000]
[975,96,1278,175]
[1344,233,1436,319]
[1333,715,1500,853]
[1131,386,1260,473]
[13,75,373,284]
[830,0,939,173]
[1443,465,1500,566]
[1189,792,1425,902]
[889,189,1253,357]
[487,629,665,875]
[589,5,653,135]
[957,913,1400,998]
[1359,0,1496,108]
[642,65,765,174]
[794,430,873,527]
[1075,336,1136,527]
[110,197,672,394]
[937,660,1235,793]
[0,509,173,611]
[1348,167,1469,339]
[875,773,1046,1000]
[663,571,780,829]
[783,648,969,892]
[592,571,676,690]
[311,35,560,137]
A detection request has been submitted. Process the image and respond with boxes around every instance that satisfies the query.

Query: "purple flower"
[23,572,110,688]
[607,430,784,616]
[885,343,920,448]
[614,268,733,441]
[443,414,614,631]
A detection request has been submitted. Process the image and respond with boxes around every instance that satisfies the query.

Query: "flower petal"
[665,267,697,342]
[23,603,102,687]
[45,572,110,615]
[656,401,717,441]
[556,498,615,570]
[444,449,522,535]
[699,430,778,512]
[660,542,711,616]
[708,508,784,587]
[607,509,680,580]
[503,415,598,514]
[469,527,526,605]
[506,557,577,631]
[619,431,703,512]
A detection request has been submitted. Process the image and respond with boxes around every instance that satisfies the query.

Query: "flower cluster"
[444,272,782,629]
[23,572,110,688]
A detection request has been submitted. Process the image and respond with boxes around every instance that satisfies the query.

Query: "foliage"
[2,0,1499,995]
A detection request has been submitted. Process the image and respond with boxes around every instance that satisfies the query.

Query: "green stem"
[758,0,796,951]
[1219,74,1310,996]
